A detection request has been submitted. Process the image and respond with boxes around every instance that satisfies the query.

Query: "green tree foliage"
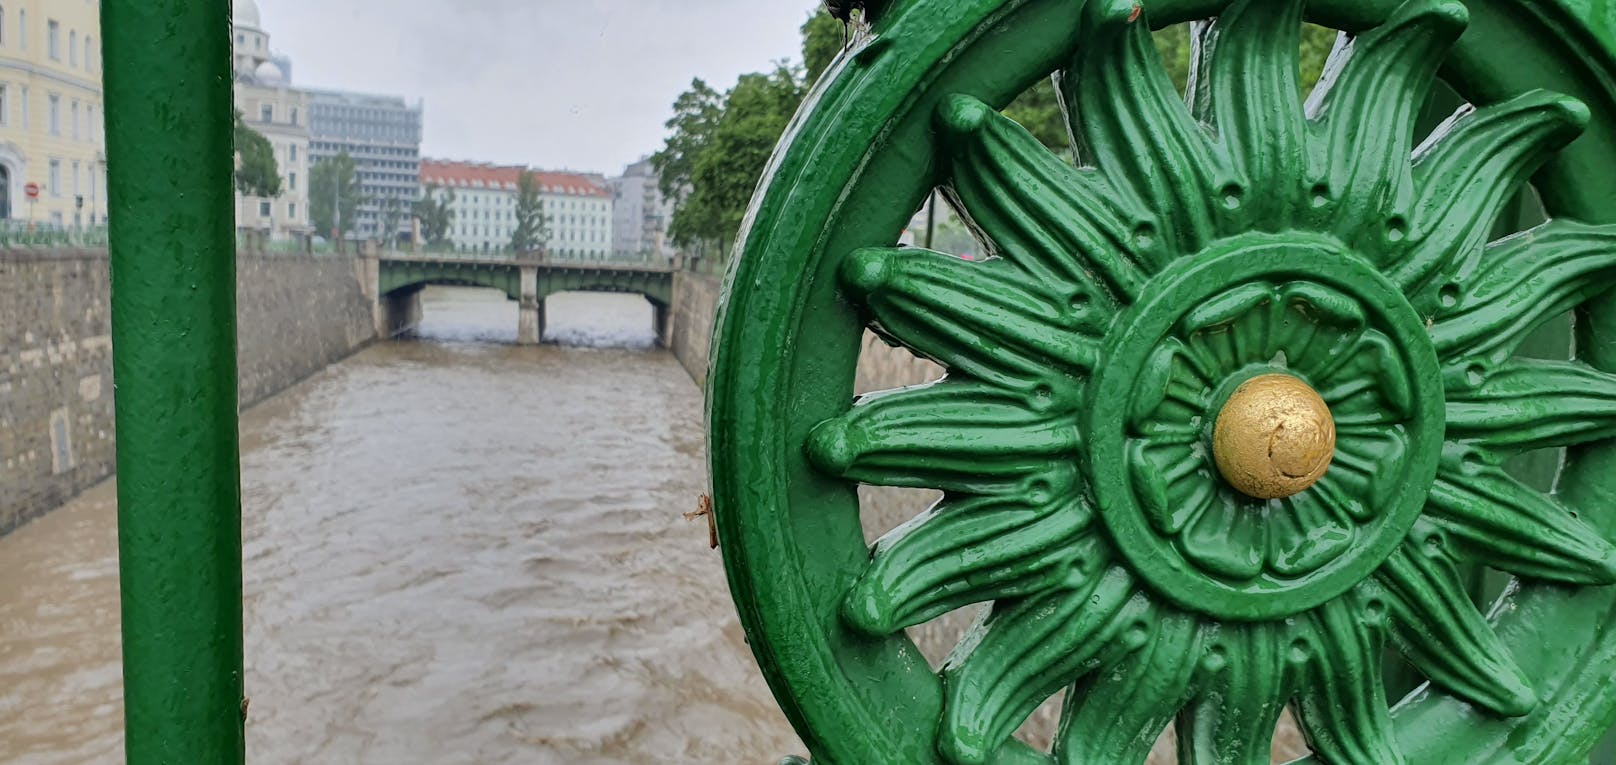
[309,152,363,241]
[233,109,282,198]
[1003,79,1068,153]
[651,78,723,206]
[509,170,550,254]
[669,65,805,249]
[802,10,845,84]
[413,184,456,248]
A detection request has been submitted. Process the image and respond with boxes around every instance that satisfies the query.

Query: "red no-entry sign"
[24,182,39,199]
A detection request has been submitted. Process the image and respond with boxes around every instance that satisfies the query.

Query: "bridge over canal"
[371,253,676,345]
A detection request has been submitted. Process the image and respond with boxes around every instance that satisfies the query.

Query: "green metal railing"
[0,222,110,248]
[103,2,245,763]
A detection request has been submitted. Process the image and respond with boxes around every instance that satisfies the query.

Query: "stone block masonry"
[0,249,376,535]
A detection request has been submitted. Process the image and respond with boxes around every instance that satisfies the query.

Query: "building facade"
[420,159,521,254]
[539,171,612,259]
[608,157,672,260]
[0,0,107,228]
[232,0,311,241]
[420,159,612,258]
[307,88,422,243]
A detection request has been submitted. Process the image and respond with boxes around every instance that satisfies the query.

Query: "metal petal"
[1292,598,1403,764]
[1061,0,1236,260]
[937,94,1150,301]
[1187,0,1308,227]
[1304,0,1467,250]
[843,470,1098,634]
[939,566,1140,765]
[1375,541,1537,716]
[1446,359,1616,456]
[1426,451,1616,585]
[1393,91,1589,304]
[806,381,1081,494]
[1431,221,1616,365]
[1054,608,1199,764]
[1176,622,1289,765]
[841,246,1100,391]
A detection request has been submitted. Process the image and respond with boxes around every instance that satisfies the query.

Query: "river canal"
[0,287,803,764]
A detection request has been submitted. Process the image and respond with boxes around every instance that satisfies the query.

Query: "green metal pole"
[102,2,245,764]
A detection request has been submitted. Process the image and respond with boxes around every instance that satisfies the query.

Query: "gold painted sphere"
[1212,374,1336,500]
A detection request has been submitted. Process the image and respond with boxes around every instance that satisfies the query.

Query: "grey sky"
[262,0,819,176]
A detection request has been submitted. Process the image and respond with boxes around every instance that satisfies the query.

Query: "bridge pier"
[653,301,672,348]
[518,266,541,345]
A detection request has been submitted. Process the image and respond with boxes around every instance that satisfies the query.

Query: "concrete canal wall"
[0,249,376,534]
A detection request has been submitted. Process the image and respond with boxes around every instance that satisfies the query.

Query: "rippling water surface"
[0,287,802,764]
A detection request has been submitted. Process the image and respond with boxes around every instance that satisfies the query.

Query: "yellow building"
[0,0,106,229]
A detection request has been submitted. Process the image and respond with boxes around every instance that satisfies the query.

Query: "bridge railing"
[382,247,673,267]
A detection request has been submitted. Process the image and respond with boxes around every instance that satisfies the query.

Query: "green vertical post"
[102,1,245,764]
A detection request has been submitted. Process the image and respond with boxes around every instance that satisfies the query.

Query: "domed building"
[0,1,108,227]
[233,0,312,243]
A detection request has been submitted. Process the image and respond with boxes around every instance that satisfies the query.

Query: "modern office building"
[307,88,423,243]
[607,157,672,260]
[0,0,107,227]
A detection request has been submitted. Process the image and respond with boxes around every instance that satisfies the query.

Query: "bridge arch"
[373,255,675,344]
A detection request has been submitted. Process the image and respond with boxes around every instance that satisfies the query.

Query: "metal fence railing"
[0,222,110,248]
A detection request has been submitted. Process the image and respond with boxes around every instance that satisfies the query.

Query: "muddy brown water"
[0,287,803,764]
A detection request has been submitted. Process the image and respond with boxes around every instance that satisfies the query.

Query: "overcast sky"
[261,0,818,176]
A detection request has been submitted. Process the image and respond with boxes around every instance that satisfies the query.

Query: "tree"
[802,10,844,84]
[1003,78,1068,152]
[377,195,405,249]
[669,65,805,249]
[234,109,281,198]
[309,152,363,242]
[413,184,455,249]
[651,78,723,206]
[510,170,550,254]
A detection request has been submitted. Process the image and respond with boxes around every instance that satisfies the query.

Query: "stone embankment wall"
[669,271,1309,759]
[0,249,375,534]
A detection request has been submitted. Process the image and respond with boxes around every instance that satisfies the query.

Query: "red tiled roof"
[420,159,609,197]
[420,159,523,191]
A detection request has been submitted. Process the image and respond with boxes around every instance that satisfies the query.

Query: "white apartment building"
[421,158,613,258]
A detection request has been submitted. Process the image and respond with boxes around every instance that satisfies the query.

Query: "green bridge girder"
[378,255,674,306]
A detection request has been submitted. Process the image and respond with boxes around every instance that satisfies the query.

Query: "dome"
[253,60,284,85]
[233,0,262,30]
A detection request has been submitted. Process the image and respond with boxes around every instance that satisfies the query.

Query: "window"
[68,30,75,66]
[86,105,93,143]
[20,85,27,128]
[288,172,296,192]
[86,36,92,70]
[236,33,243,45]
[289,145,297,162]
[48,159,60,196]
[259,201,270,217]
[260,104,273,123]
[1,6,6,46]
[72,161,79,196]
[48,94,58,135]
[70,99,77,139]
[290,107,298,126]
[46,19,57,60]
[0,85,7,126]
[17,9,22,50]
[288,202,297,219]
